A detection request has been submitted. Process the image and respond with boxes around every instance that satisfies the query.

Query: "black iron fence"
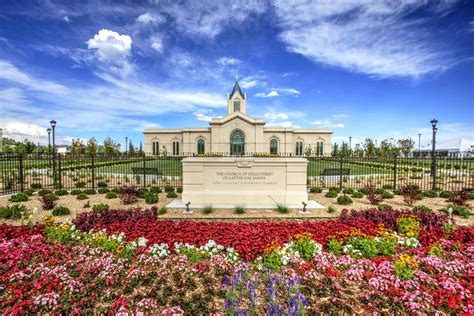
[0,153,472,195]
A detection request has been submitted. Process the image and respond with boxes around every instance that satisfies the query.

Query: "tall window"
[296,141,303,156]
[152,141,159,155]
[197,139,205,154]
[233,100,240,112]
[172,141,180,156]
[270,139,278,154]
[316,141,324,156]
[230,130,245,155]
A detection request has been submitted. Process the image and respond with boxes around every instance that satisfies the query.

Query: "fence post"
[91,154,95,190]
[58,154,62,189]
[339,155,343,190]
[393,155,397,189]
[143,153,146,188]
[19,154,24,192]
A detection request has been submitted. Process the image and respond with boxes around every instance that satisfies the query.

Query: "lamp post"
[47,128,52,154]
[418,133,421,156]
[50,120,57,186]
[430,119,438,190]
[125,137,128,154]
[349,136,352,154]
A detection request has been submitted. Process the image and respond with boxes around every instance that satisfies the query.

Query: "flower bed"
[1,209,473,314]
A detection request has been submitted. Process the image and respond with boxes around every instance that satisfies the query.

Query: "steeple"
[227,79,247,114]
[229,79,245,99]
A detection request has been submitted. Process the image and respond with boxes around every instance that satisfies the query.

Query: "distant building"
[413,138,474,158]
[144,81,332,155]
[56,145,71,154]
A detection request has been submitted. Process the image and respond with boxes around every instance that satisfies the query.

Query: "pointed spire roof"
[229,79,245,99]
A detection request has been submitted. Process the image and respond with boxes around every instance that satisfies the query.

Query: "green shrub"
[24,189,35,196]
[83,189,96,195]
[76,193,88,200]
[166,192,178,198]
[98,188,109,194]
[111,188,120,194]
[393,189,402,195]
[158,206,167,215]
[382,191,394,199]
[234,206,245,214]
[38,189,52,196]
[55,189,69,196]
[46,193,59,201]
[0,204,27,219]
[75,181,86,188]
[30,183,42,190]
[150,187,162,193]
[382,184,393,190]
[377,203,393,211]
[422,190,438,198]
[70,189,82,195]
[441,205,472,219]
[144,192,159,204]
[92,203,109,213]
[137,188,149,198]
[329,186,341,194]
[337,195,353,205]
[342,188,354,194]
[9,193,29,202]
[105,192,118,199]
[202,205,214,215]
[275,203,289,214]
[176,187,183,193]
[97,181,108,188]
[164,185,175,193]
[351,192,364,198]
[413,205,432,212]
[327,206,337,213]
[325,190,338,198]
[439,191,454,199]
[52,206,70,216]
[374,188,385,195]
[310,187,323,193]
[358,188,369,195]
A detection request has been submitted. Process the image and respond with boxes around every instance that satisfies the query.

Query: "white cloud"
[87,29,132,62]
[266,121,299,128]
[62,16,71,23]
[312,120,331,126]
[136,12,164,24]
[216,57,241,66]
[333,123,345,128]
[256,90,279,98]
[311,119,344,128]
[239,75,266,89]
[332,114,349,119]
[193,109,222,122]
[273,1,457,78]
[255,88,300,97]
[265,112,288,120]
[150,36,164,53]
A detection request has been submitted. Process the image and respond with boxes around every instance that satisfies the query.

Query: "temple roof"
[229,80,245,99]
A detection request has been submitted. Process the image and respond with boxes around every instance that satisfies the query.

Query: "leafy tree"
[353,143,364,157]
[340,142,350,157]
[86,138,98,155]
[363,138,376,156]
[332,143,339,156]
[71,138,86,154]
[103,137,121,155]
[128,140,135,154]
[398,138,415,156]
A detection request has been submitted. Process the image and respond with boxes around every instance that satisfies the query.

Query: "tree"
[380,139,394,156]
[398,138,415,156]
[353,143,364,157]
[86,138,98,155]
[71,138,86,154]
[340,142,350,157]
[103,137,121,155]
[332,143,340,156]
[363,138,376,156]
[128,140,135,155]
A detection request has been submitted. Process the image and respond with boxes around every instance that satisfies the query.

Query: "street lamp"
[47,128,52,154]
[349,136,352,152]
[430,119,438,190]
[50,120,57,187]
[418,133,421,156]
[125,137,128,154]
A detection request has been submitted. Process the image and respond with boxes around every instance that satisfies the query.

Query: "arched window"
[270,139,278,154]
[197,139,205,154]
[233,100,240,112]
[316,141,324,156]
[152,140,159,155]
[172,141,180,156]
[296,141,303,156]
[230,130,245,155]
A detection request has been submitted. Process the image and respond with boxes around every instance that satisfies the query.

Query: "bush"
[76,193,89,200]
[24,189,35,196]
[83,189,96,195]
[70,189,82,195]
[441,205,472,219]
[105,192,118,199]
[41,195,56,210]
[327,206,337,213]
[310,187,323,193]
[164,185,175,193]
[150,187,162,193]
[329,187,341,194]
[158,206,167,215]
[137,188,149,199]
[52,206,71,216]
[422,190,438,198]
[55,189,69,196]
[358,188,369,195]
[374,188,385,195]
[382,191,394,199]
[401,185,421,206]
[30,183,42,190]
[325,191,338,198]
[9,193,29,202]
[234,206,245,214]
[342,188,354,194]
[166,192,178,198]
[377,204,393,211]
[119,186,139,205]
[202,205,214,215]
[92,203,110,213]
[448,190,469,206]
[98,188,109,194]
[439,191,454,199]
[75,181,86,188]
[144,192,159,204]
[413,205,432,212]
[46,193,59,201]
[97,181,108,188]
[111,188,120,194]
[176,187,183,193]
[366,184,384,205]
[337,195,353,205]
[351,192,364,198]
[382,184,393,190]
[0,204,27,219]
[393,189,402,195]
[275,203,289,214]
[38,189,53,196]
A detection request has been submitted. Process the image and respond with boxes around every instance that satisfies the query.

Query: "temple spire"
[229,79,245,99]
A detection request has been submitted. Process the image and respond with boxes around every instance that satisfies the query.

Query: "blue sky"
[0,0,473,149]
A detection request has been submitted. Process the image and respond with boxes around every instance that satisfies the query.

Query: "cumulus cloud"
[136,12,164,24]
[239,75,266,89]
[255,88,300,98]
[216,57,241,66]
[273,1,458,78]
[87,29,132,62]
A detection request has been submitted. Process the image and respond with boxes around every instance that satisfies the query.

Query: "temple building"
[144,81,332,155]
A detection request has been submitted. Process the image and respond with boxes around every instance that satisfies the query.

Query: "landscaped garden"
[1,207,473,314]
